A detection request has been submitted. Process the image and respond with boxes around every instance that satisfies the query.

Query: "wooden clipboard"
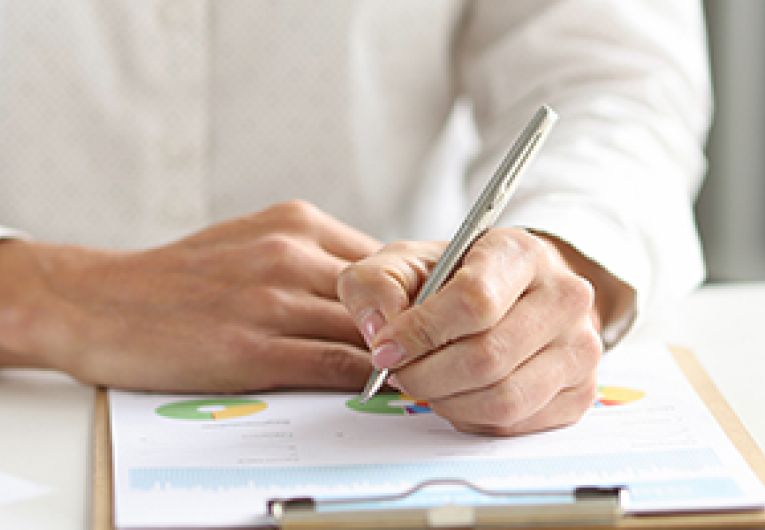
[91,347,765,529]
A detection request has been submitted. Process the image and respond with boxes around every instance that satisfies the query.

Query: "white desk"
[666,282,765,447]
[1,282,764,529]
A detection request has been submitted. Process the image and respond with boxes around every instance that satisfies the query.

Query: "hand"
[0,201,380,392]
[339,228,632,436]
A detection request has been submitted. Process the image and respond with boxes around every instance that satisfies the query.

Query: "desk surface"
[1,282,764,529]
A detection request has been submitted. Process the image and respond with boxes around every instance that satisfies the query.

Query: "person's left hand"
[338,227,609,436]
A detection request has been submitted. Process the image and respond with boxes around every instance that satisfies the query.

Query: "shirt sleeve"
[0,226,28,240]
[457,0,712,331]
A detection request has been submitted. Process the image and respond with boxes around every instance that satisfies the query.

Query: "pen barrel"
[359,105,558,403]
[414,105,558,306]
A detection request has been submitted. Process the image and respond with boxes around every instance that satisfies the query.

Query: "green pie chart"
[346,392,432,415]
[155,398,267,421]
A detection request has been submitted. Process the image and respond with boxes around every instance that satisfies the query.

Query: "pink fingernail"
[372,341,405,369]
[359,309,385,346]
[387,374,403,390]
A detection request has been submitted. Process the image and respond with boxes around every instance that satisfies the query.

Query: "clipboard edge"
[92,386,113,530]
[669,345,765,485]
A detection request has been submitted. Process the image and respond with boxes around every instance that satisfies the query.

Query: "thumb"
[337,241,445,346]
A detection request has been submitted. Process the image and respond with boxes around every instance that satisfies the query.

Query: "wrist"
[0,239,84,369]
[534,231,635,342]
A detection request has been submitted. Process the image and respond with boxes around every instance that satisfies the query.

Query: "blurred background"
[698,0,765,281]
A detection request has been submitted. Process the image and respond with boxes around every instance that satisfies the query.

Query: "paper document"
[109,341,765,528]
[0,471,48,507]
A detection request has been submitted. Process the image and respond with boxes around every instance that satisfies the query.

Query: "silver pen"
[359,104,559,403]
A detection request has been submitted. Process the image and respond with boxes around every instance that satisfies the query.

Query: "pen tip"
[358,381,375,404]
[359,370,386,403]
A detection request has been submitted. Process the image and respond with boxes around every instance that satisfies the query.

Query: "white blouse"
[0,0,711,324]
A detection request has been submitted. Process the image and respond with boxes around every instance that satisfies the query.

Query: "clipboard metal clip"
[267,479,626,529]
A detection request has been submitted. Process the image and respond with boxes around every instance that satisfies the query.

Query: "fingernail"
[387,374,403,390]
[372,341,405,369]
[358,308,385,346]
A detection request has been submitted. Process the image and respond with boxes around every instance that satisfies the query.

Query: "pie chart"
[155,398,267,421]
[594,386,645,407]
[346,393,432,415]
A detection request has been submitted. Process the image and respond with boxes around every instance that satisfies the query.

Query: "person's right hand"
[0,201,380,392]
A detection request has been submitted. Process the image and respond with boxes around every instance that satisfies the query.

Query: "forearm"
[0,239,43,366]
[0,347,49,368]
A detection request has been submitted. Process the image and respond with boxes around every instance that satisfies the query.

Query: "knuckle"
[279,198,318,218]
[486,227,523,252]
[271,199,320,228]
[483,380,527,426]
[559,274,595,314]
[557,328,602,386]
[512,228,547,261]
[463,334,507,383]
[453,269,504,327]
[254,233,302,263]
[577,327,604,369]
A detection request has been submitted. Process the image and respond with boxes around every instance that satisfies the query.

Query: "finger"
[372,229,543,369]
[302,249,350,300]
[249,238,350,299]
[260,201,382,261]
[427,334,600,430]
[239,289,366,347]
[193,237,350,300]
[393,282,578,400]
[450,378,598,436]
[337,241,446,343]
[83,318,372,393]
[256,336,374,391]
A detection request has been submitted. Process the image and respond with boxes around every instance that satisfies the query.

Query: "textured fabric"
[0,1,711,321]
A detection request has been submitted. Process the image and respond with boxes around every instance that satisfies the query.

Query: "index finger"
[337,241,446,342]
